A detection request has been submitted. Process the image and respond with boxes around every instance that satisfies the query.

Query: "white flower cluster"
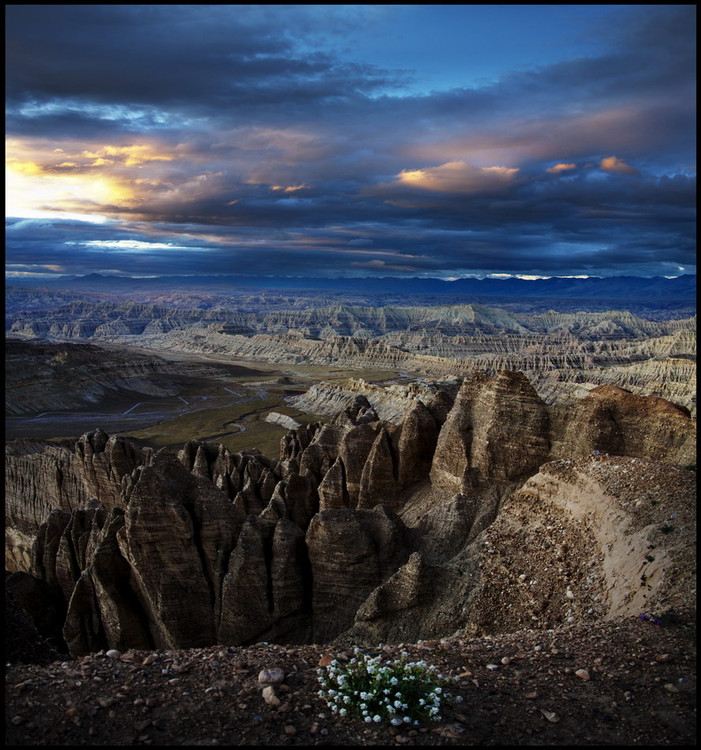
[316,648,461,725]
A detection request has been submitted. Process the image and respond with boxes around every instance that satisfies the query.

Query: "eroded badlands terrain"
[6,371,695,653]
[5,281,696,745]
[6,285,697,415]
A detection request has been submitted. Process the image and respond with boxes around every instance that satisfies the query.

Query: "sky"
[5,4,697,281]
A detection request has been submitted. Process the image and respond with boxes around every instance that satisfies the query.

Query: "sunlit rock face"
[550,385,696,465]
[5,371,696,656]
[429,370,550,493]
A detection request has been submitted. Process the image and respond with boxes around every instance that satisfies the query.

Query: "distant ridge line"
[6,272,696,304]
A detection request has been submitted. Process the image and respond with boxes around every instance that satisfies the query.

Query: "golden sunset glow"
[6,160,135,220]
[5,138,170,220]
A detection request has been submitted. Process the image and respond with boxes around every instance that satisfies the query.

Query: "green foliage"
[684,463,696,471]
[317,649,462,726]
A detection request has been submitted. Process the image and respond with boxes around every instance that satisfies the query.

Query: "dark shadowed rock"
[358,427,399,510]
[118,450,236,649]
[338,423,383,506]
[307,505,409,642]
[5,432,151,569]
[317,457,350,511]
[219,515,276,645]
[397,400,439,487]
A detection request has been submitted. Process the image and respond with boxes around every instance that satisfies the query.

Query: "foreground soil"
[5,608,696,746]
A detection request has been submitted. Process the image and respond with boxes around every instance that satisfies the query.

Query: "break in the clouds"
[5,4,696,280]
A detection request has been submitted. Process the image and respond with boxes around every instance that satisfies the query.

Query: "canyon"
[6,285,696,419]
[5,370,695,658]
[5,279,696,664]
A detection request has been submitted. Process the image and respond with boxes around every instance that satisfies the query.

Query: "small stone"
[105,649,121,659]
[258,667,285,685]
[486,663,499,670]
[10,716,25,726]
[283,725,296,736]
[65,708,78,718]
[262,685,281,706]
[540,708,560,723]
[317,654,334,668]
[663,683,679,694]
[575,669,591,681]
[655,654,671,663]
[501,657,511,665]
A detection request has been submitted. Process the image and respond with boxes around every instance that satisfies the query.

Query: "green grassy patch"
[121,389,324,459]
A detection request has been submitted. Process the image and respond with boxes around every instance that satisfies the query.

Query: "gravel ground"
[5,609,696,746]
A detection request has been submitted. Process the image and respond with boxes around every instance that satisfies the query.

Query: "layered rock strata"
[8,298,696,414]
[5,371,696,656]
[5,431,151,572]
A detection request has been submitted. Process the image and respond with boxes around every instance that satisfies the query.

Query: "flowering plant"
[639,609,678,627]
[317,648,462,726]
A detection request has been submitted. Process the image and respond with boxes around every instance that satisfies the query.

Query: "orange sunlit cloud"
[600,155,640,175]
[403,105,653,170]
[80,144,174,168]
[547,162,577,174]
[395,160,519,194]
[270,184,310,193]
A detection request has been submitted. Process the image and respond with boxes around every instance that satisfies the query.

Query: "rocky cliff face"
[5,431,151,572]
[5,371,696,656]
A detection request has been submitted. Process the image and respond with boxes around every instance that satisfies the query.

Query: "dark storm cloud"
[5,5,403,119]
[5,4,696,279]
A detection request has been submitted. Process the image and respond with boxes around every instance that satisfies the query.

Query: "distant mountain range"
[6,273,696,307]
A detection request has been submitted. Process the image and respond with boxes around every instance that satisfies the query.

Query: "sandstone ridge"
[5,371,695,657]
